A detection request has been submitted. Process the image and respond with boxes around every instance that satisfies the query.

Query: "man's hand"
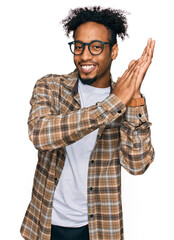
[113,38,156,105]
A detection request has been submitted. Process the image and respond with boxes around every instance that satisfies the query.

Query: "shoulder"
[34,70,78,90]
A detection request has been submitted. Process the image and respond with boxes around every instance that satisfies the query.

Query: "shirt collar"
[61,69,116,96]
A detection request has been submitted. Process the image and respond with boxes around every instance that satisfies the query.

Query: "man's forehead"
[74,22,111,41]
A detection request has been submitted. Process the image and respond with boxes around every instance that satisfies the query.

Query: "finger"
[137,39,150,67]
[144,39,156,66]
[147,38,153,57]
[122,59,139,79]
[139,39,153,65]
[141,38,152,59]
[141,47,147,60]
[148,38,152,48]
[128,63,141,83]
[141,41,149,58]
[129,65,141,90]
[116,77,121,84]
[120,61,136,80]
[137,39,156,74]
[122,59,142,87]
[117,60,139,88]
[128,59,136,68]
[150,40,156,58]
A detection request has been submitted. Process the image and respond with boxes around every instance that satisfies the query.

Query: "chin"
[79,74,98,85]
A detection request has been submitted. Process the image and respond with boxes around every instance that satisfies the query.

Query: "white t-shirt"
[51,80,110,227]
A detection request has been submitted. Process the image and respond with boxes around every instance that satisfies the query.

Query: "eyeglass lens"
[71,41,103,55]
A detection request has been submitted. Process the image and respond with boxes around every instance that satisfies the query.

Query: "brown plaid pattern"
[20,69,154,240]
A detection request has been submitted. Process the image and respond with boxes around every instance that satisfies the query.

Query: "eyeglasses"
[68,40,112,56]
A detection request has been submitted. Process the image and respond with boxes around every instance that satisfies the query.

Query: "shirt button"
[138,113,142,118]
[90,214,93,218]
[91,160,94,164]
[118,110,122,114]
[89,187,93,191]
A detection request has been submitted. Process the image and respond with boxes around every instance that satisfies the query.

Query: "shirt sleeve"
[119,101,155,175]
[28,78,126,151]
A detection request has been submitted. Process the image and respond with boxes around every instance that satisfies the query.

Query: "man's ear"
[111,43,118,60]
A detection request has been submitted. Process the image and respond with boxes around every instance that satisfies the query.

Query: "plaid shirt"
[20,69,154,240]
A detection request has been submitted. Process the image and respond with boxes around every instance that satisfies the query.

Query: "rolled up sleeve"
[119,102,155,175]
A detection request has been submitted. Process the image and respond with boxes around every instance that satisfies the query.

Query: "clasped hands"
[113,38,156,106]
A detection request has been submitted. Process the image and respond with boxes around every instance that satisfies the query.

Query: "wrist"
[132,91,141,98]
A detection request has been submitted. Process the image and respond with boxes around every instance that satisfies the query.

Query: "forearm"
[28,80,126,151]
[119,103,154,175]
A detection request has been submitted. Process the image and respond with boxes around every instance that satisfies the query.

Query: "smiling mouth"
[79,64,96,74]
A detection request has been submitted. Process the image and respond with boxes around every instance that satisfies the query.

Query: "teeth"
[81,65,94,70]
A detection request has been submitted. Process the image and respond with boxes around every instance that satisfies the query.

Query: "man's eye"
[75,45,82,50]
[91,43,102,51]
[93,45,101,49]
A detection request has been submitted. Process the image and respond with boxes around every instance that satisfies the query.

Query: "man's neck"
[90,75,111,88]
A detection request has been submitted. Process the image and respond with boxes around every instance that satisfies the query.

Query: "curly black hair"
[62,6,129,44]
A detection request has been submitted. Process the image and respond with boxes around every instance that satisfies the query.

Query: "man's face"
[73,22,118,87]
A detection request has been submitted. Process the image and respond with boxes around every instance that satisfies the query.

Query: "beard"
[78,73,98,85]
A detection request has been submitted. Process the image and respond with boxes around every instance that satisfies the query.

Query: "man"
[20,6,155,240]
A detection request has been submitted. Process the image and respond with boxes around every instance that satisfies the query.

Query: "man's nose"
[81,45,93,61]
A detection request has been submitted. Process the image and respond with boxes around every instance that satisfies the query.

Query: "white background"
[1,0,173,239]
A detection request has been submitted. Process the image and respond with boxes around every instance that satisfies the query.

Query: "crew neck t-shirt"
[51,80,110,227]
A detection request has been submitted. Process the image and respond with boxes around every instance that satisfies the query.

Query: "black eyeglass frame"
[68,40,113,56]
